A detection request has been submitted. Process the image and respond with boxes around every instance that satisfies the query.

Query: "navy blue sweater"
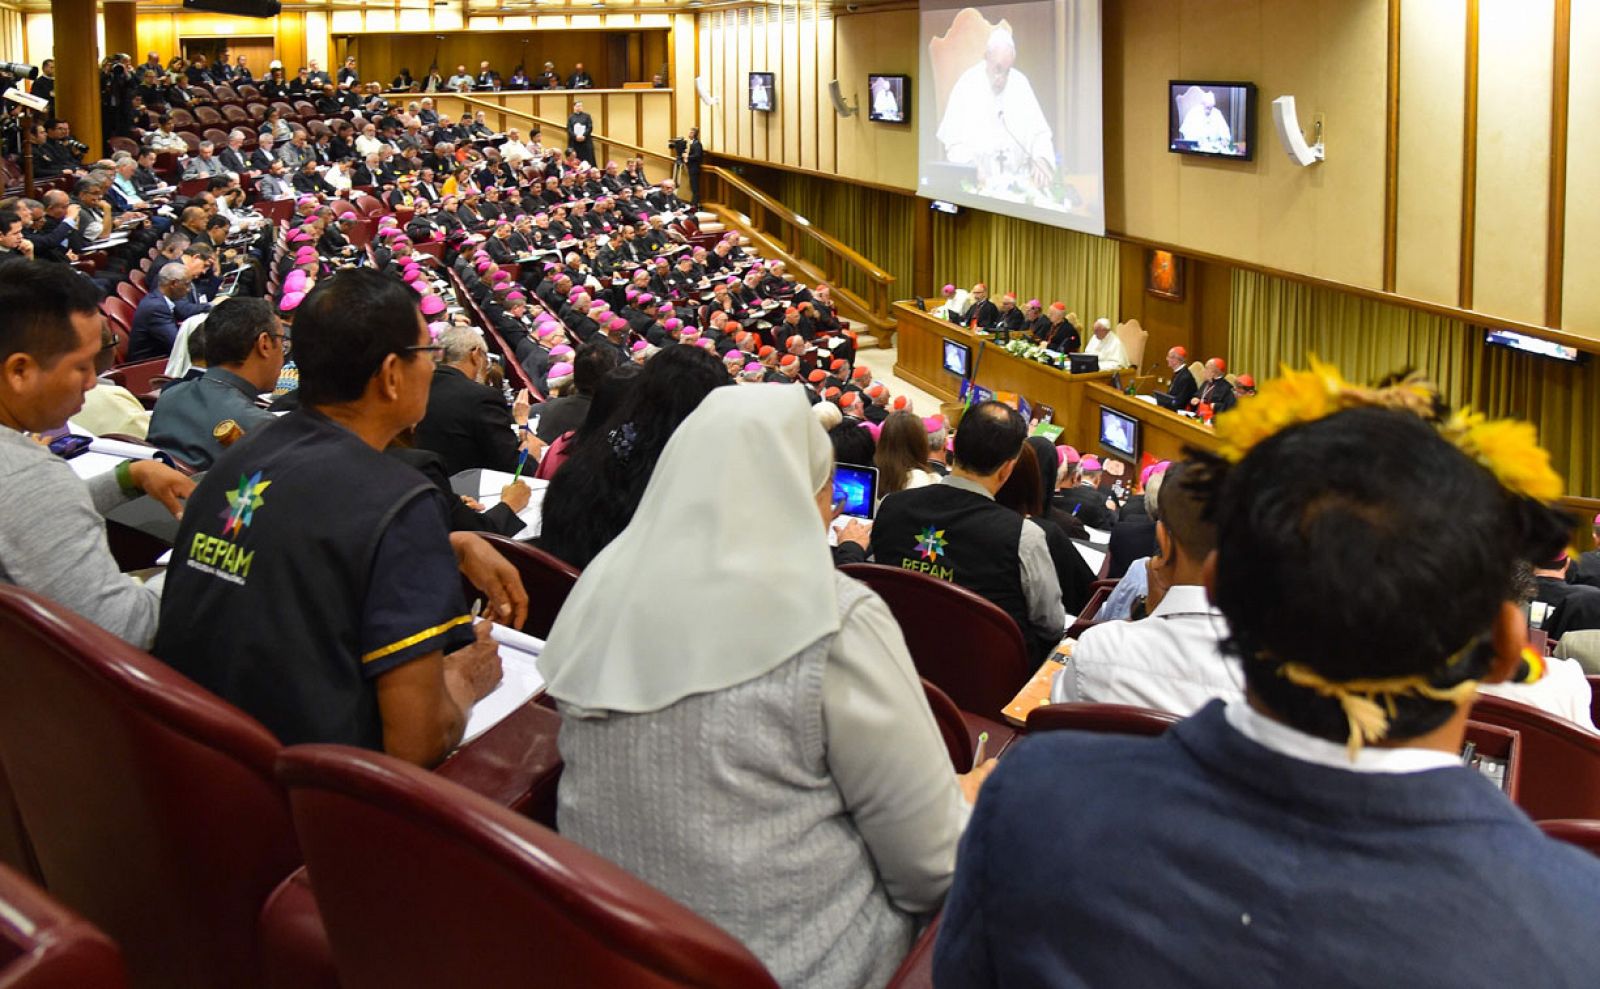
[935,701,1600,988]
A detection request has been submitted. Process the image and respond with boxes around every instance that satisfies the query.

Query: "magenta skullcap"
[392,238,411,249]
[1026,299,1040,309]
[625,288,639,302]
[608,318,629,332]
[533,324,558,340]
[663,317,683,331]
[571,292,590,306]
[1058,445,1080,465]
[408,280,429,295]
[338,210,358,221]
[942,283,955,294]
[475,260,492,273]
[419,294,446,316]
[546,361,575,384]
[378,215,398,227]
[1079,455,1102,472]
[923,415,945,433]
[285,229,308,243]
[630,340,650,353]
[862,421,882,442]
[278,291,305,313]
[637,293,655,306]
[293,246,316,261]
[428,321,450,339]
[402,267,421,282]
[723,349,745,363]
[283,270,308,293]
[296,195,317,207]
[506,291,526,304]
[549,344,574,359]
[491,270,510,284]
[1140,460,1170,488]
[744,362,763,374]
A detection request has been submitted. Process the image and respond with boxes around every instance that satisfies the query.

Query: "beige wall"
[694,4,913,190]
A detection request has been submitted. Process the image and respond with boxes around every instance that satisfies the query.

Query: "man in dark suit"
[128,264,193,362]
[992,293,1025,338]
[964,283,999,331]
[567,100,596,166]
[681,126,704,207]
[1053,455,1118,530]
[566,63,594,89]
[1039,303,1080,353]
[1192,358,1236,415]
[1165,346,1198,409]
[412,327,526,476]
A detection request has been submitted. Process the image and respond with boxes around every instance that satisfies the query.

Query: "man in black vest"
[1165,346,1198,409]
[870,400,1065,662]
[154,269,528,767]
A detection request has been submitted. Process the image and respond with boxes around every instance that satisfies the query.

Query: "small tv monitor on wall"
[867,74,910,123]
[1168,80,1256,160]
[749,72,775,112]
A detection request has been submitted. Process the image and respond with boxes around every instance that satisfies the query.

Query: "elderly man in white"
[1082,317,1128,370]
[1178,89,1233,153]
[935,26,1056,193]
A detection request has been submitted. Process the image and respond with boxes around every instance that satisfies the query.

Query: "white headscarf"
[539,384,840,713]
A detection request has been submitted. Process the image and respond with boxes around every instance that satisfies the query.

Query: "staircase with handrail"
[412,92,899,346]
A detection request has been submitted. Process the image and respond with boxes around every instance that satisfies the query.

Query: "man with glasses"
[155,269,527,768]
[147,299,285,469]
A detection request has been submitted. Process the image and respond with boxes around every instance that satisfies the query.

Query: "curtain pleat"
[929,210,1120,324]
[1230,269,1600,496]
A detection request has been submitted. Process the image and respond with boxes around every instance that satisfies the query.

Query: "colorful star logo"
[914,526,948,562]
[220,471,271,538]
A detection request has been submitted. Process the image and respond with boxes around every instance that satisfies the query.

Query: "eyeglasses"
[403,344,445,358]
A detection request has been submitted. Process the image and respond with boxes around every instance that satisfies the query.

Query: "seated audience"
[147,299,285,469]
[874,410,938,496]
[539,344,727,569]
[1053,454,1117,529]
[1051,461,1237,712]
[154,269,527,767]
[1529,553,1600,640]
[995,438,1096,618]
[413,327,530,476]
[936,373,1600,986]
[71,324,152,439]
[1104,461,1165,579]
[871,400,1065,663]
[532,342,620,443]
[127,263,191,362]
[0,260,193,648]
[542,384,986,989]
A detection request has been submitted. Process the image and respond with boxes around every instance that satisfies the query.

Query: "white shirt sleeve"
[1019,518,1067,637]
[822,577,967,914]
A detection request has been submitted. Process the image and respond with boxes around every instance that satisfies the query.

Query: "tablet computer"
[832,462,879,520]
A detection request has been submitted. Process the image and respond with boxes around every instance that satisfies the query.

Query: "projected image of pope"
[935,27,1056,196]
[1179,89,1233,153]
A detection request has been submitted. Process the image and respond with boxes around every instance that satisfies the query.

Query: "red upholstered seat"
[0,586,325,989]
[0,862,127,988]
[1538,819,1600,858]
[0,762,39,882]
[469,535,579,639]
[1025,701,1181,736]
[839,563,1032,721]
[276,744,783,989]
[1469,694,1600,820]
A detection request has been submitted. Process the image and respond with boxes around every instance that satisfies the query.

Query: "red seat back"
[0,762,39,882]
[0,587,298,988]
[276,744,781,989]
[1538,819,1600,858]
[114,281,143,308]
[0,863,127,988]
[920,678,974,773]
[839,563,1031,719]
[1469,694,1600,819]
[471,535,579,639]
[1026,701,1181,736]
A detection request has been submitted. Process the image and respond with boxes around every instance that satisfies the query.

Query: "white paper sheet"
[474,469,548,541]
[460,623,548,743]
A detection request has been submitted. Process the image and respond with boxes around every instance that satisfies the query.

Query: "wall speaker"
[1270,95,1323,167]
[828,80,858,118]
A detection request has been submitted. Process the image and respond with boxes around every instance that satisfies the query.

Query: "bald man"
[1165,346,1197,408]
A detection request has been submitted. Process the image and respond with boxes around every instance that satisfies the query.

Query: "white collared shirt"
[1052,584,1240,714]
[1224,699,1461,774]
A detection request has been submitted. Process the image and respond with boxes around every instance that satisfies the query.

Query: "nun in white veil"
[540,384,981,989]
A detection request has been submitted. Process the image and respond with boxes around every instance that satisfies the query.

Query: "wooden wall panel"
[1393,0,1466,306]
[1470,0,1554,325]
[1561,0,1600,340]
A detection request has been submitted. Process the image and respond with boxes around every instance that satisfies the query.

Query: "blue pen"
[511,446,530,483]
[1071,504,1081,516]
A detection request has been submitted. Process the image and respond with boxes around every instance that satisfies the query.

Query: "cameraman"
[100,53,138,141]
[678,127,703,208]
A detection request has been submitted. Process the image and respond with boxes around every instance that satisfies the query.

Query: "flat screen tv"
[942,338,970,377]
[749,72,775,112]
[867,74,910,123]
[1168,80,1256,160]
[1485,329,1584,364]
[1098,405,1139,460]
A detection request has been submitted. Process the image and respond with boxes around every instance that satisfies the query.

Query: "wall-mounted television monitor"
[1485,329,1585,364]
[1098,405,1140,460]
[749,72,775,112]
[942,338,970,377]
[1168,80,1256,160]
[868,74,910,123]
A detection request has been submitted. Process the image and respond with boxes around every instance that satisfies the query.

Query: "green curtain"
[930,211,1121,326]
[1231,269,1600,496]
[766,174,917,304]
